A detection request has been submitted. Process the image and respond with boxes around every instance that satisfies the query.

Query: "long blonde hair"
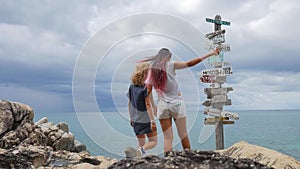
[131,62,149,86]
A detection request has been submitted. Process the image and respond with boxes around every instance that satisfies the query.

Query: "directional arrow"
[204,87,233,98]
[205,29,226,39]
[211,62,231,68]
[201,67,232,76]
[211,34,225,44]
[211,94,228,103]
[218,44,231,52]
[206,18,231,26]
[221,111,239,120]
[200,75,227,84]
[202,99,232,107]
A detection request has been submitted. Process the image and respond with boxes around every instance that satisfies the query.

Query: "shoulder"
[166,61,175,69]
[167,61,175,66]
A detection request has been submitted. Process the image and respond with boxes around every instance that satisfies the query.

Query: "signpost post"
[201,15,238,150]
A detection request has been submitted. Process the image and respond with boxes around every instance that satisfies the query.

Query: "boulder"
[0,152,34,169]
[56,122,69,133]
[0,100,47,149]
[0,100,16,136]
[12,145,53,168]
[35,117,48,125]
[0,108,14,136]
[218,141,300,169]
[0,100,88,153]
[73,140,87,153]
[53,132,74,151]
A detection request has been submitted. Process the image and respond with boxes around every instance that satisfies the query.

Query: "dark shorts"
[132,122,152,135]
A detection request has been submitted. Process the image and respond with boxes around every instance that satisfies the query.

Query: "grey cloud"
[0,1,92,43]
[1,0,300,113]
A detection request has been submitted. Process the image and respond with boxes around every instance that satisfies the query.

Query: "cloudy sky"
[1,0,300,113]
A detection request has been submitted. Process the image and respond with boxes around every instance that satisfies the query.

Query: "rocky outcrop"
[0,100,117,168]
[0,100,85,152]
[0,100,47,149]
[0,145,117,168]
[109,150,272,169]
[218,141,300,169]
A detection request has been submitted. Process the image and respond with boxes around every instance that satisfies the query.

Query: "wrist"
[198,56,203,62]
[151,120,155,123]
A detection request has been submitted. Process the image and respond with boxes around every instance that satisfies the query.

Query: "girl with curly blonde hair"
[125,62,157,157]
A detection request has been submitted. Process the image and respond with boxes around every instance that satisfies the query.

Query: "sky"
[1,0,300,113]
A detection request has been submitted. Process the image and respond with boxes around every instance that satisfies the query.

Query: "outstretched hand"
[212,48,220,55]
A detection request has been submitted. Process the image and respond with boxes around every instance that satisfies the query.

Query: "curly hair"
[131,62,149,86]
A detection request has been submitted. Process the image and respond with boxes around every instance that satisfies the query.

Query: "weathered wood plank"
[204,120,234,125]
[204,87,233,98]
[205,29,226,39]
[221,111,239,120]
[201,67,232,76]
[211,61,231,68]
[202,99,231,106]
[200,75,227,84]
[211,95,228,103]
[205,117,229,122]
[222,121,235,124]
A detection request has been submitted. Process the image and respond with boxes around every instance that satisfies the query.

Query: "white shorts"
[157,99,186,119]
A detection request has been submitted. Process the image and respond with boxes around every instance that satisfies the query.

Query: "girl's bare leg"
[137,134,146,147]
[174,117,191,150]
[159,118,173,153]
[143,129,158,150]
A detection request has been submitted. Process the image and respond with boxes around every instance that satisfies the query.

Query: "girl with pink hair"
[143,48,219,154]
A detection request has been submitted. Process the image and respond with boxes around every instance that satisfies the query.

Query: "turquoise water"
[34,110,300,160]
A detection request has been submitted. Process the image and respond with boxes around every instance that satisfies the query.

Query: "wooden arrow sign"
[202,99,232,107]
[204,108,239,120]
[204,107,222,116]
[205,118,234,125]
[211,94,228,103]
[205,30,226,39]
[218,44,231,52]
[206,18,231,26]
[212,34,225,44]
[204,87,233,98]
[211,62,231,68]
[221,111,239,120]
[200,75,227,84]
[201,67,232,76]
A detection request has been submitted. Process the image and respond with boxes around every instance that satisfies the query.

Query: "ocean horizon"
[34,109,300,161]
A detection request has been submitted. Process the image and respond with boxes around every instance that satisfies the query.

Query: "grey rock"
[57,122,69,133]
[10,101,34,122]
[0,109,14,136]
[49,125,59,132]
[108,150,273,169]
[0,100,112,168]
[0,152,34,169]
[53,132,74,151]
[218,141,300,169]
[35,117,48,125]
[73,140,87,153]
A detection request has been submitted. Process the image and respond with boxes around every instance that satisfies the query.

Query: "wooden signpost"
[201,15,239,150]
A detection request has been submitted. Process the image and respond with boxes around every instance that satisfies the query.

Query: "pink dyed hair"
[142,48,171,96]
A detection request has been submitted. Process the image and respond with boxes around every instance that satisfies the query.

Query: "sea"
[34,110,300,161]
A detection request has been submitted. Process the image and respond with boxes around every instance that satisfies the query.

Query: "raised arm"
[174,49,220,69]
